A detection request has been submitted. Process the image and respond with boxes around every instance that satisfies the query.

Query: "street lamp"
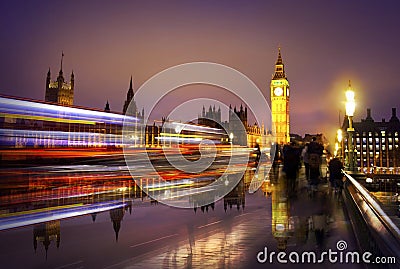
[345,80,356,172]
[337,129,343,161]
[229,132,234,144]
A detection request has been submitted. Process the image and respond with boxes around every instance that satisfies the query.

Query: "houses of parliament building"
[37,50,291,149]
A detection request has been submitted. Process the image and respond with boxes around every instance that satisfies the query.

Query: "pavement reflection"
[0,163,362,268]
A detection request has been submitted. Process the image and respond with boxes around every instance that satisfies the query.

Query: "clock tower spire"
[270,48,290,144]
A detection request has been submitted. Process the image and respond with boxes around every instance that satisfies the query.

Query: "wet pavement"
[0,164,364,268]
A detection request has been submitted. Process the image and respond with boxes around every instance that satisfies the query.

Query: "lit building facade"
[197,104,272,149]
[270,48,290,145]
[342,108,400,172]
[45,54,74,106]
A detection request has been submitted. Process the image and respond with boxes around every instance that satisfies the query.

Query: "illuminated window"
[388,138,392,143]
[368,138,372,143]
[381,131,385,136]
[369,145,372,150]
[369,132,372,136]
[376,138,379,143]
[389,145,392,150]
[382,138,385,143]
[395,132,398,136]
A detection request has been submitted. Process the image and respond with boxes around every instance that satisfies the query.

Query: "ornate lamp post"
[345,81,356,172]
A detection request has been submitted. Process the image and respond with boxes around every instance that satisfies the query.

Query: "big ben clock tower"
[270,48,290,144]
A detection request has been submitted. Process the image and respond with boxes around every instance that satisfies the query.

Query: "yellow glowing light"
[0,113,96,125]
[346,100,355,117]
[159,133,203,138]
[147,183,192,192]
[345,82,356,116]
[337,129,343,142]
[345,89,355,101]
[0,203,84,218]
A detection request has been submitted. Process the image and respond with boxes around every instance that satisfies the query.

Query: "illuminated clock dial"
[274,87,283,96]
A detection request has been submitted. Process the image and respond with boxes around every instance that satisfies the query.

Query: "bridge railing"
[342,171,400,267]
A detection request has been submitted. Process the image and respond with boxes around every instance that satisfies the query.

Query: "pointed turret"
[70,70,74,89]
[127,76,134,100]
[58,51,64,78]
[46,68,51,88]
[123,76,137,114]
[57,52,65,85]
[104,100,110,112]
[273,47,286,79]
[276,47,283,65]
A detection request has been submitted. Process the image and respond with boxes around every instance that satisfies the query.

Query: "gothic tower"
[270,48,290,144]
[45,52,74,105]
[228,104,248,146]
[123,76,136,115]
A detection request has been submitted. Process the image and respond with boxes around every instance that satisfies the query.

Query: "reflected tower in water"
[110,207,124,242]
[33,220,61,259]
[109,201,132,241]
[270,171,293,251]
[224,177,245,211]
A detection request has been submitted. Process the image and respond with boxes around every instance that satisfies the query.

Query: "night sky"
[1,0,400,142]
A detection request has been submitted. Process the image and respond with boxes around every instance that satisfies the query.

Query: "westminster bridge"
[0,156,399,268]
[0,96,399,268]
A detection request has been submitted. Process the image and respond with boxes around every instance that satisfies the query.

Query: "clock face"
[274,87,283,96]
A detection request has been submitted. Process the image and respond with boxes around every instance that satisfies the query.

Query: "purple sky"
[1,0,400,142]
